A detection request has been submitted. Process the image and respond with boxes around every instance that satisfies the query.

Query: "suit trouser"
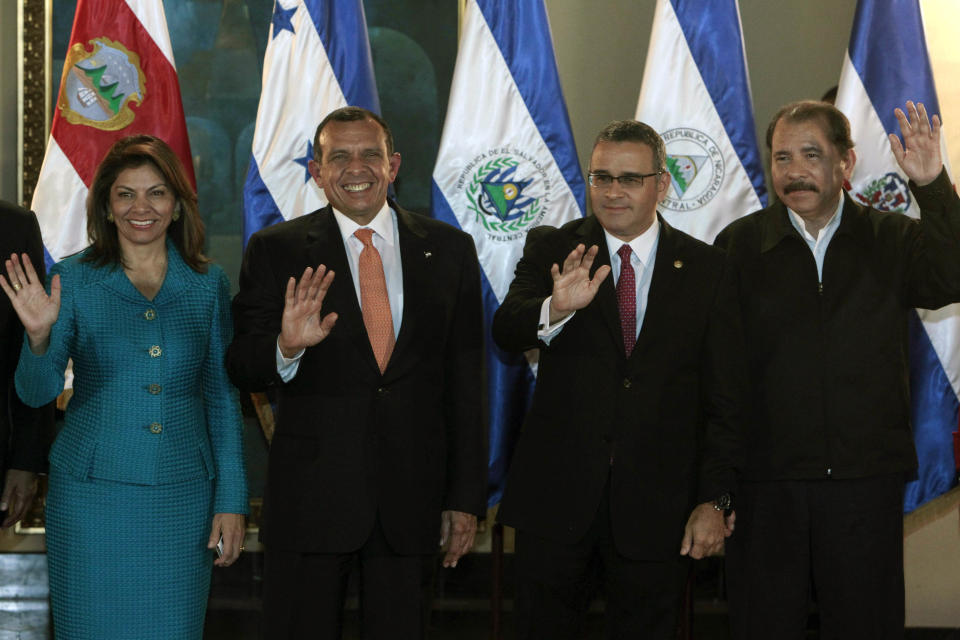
[514,475,688,640]
[725,473,905,640]
[261,514,434,640]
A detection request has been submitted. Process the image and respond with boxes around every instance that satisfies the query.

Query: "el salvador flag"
[635,0,767,243]
[242,0,380,246]
[431,0,585,506]
[835,0,958,512]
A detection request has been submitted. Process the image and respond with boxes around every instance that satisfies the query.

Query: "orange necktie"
[354,228,395,372]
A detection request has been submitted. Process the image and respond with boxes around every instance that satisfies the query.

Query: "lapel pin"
[673,259,683,269]
[424,251,432,259]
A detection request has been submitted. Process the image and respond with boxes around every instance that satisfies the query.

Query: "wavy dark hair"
[84,135,208,272]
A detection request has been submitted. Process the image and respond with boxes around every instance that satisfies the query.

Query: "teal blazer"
[16,243,247,514]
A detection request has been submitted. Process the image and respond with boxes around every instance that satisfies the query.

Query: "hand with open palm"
[889,101,942,187]
[277,264,338,358]
[0,253,60,354]
[548,244,611,323]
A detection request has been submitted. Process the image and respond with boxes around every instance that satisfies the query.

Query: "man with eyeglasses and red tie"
[493,120,744,639]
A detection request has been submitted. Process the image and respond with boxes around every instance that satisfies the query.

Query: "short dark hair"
[85,135,208,272]
[312,106,395,162]
[766,100,854,155]
[593,120,666,172]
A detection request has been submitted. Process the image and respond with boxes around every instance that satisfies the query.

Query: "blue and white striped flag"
[242,0,379,246]
[836,0,958,512]
[431,0,585,505]
[635,0,766,243]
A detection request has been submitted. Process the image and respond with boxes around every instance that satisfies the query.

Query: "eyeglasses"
[588,171,662,189]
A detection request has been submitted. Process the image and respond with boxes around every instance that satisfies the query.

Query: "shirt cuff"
[276,338,304,383]
[537,296,574,345]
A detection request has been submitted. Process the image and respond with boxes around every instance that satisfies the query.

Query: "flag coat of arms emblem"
[835,0,958,511]
[32,0,193,265]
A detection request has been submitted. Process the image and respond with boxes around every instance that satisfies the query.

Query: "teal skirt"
[46,465,214,639]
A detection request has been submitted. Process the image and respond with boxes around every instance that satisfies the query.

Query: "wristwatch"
[712,492,732,512]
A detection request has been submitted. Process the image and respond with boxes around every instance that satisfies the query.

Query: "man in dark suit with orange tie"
[493,120,743,639]
[226,107,486,639]
[0,200,54,529]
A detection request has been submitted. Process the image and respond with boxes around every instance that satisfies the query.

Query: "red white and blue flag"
[31,0,193,265]
[835,0,958,511]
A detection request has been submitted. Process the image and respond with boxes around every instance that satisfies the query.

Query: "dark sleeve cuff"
[910,166,954,206]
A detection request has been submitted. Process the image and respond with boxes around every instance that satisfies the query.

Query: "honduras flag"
[431,0,585,505]
[635,0,766,243]
[242,0,379,246]
[835,0,958,512]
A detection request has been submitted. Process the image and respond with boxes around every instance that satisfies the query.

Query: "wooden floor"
[1,553,959,639]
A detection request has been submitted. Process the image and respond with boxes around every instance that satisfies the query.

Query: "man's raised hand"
[889,100,942,187]
[0,253,59,354]
[278,265,338,358]
[548,244,611,324]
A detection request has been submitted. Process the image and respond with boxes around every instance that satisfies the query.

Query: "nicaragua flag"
[635,0,767,243]
[242,0,379,246]
[431,0,585,506]
[31,0,194,265]
[835,0,958,512]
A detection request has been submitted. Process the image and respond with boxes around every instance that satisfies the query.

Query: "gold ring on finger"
[12,283,21,291]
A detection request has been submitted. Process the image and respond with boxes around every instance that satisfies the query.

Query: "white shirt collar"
[604,216,660,267]
[787,194,844,242]
[332,201,395,247]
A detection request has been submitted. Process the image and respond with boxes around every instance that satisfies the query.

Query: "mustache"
[784,181,819,194]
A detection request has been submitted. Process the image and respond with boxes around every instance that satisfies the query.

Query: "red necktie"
[616,244,636,357]
[354,228,395,372]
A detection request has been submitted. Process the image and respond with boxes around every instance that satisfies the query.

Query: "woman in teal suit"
[1,135,247,639]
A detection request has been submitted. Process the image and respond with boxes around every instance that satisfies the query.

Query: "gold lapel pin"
[673,259,683,269]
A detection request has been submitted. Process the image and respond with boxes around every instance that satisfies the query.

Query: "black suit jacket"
[0,201,54,486]
[226,202,486,554]
[492,214,743,561]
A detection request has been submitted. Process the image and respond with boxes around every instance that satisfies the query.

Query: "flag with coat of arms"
[31,0,193,266]
[635,0,767,243]
[835,0,958,512]
[242,0,380,246]
[431,0,585,505]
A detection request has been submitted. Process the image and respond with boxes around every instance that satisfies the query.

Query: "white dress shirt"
[277,202,403,380]
[787,195,844,281]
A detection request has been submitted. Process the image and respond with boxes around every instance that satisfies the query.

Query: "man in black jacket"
[716,100,960,640]
[0,200,54,528]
